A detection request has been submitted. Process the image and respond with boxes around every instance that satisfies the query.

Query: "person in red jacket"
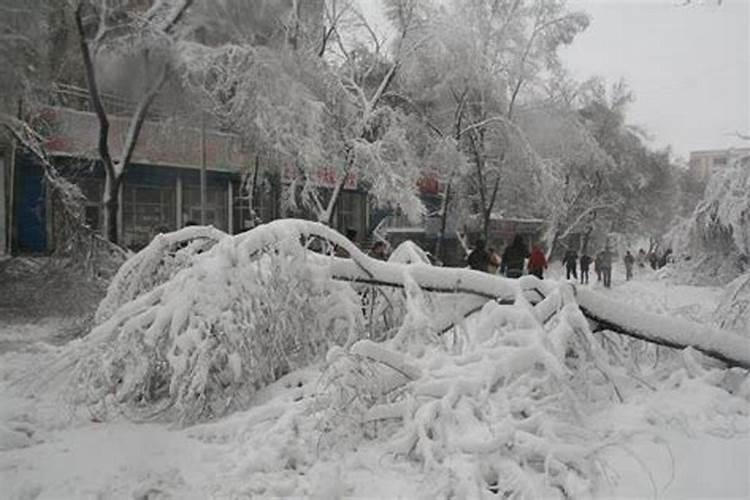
[527,244,547,279]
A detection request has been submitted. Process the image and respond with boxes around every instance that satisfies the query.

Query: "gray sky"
[561,0,749,160]
[359,0,749,160]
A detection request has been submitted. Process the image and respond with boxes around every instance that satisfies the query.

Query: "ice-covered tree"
[301,0,432,225]
[578,80,683,247]
[671,154,750,287]
[395,0,589,240]
[516,105,616,256]
[178,0,432,227]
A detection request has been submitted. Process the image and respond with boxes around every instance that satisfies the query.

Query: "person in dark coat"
[562,248,578,280]
[500,235,528,278]
[369,241,388,260]
[579,253,592,284]
[467,238,491,272]
[600,247,613,288]
[594,251,603,282]
[527,244,547,279]
[624,250,635,280]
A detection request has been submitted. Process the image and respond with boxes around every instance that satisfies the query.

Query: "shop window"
[183,184,227,231]
[335,191,365,242]
[233,174,278,232]
[122,184,176,249]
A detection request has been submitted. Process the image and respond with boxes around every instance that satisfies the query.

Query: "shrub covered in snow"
[669,157,750,285]
[63,221,365,424]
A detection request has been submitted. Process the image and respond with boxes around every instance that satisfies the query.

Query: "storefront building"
[8,106,369,253]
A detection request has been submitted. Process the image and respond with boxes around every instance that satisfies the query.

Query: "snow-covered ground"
[1,265,747,499]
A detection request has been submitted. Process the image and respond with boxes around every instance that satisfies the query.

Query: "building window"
[122,184,176,249]
[183,184,227,231]
[713,157,727,166]
[233,174,278,232]
[335,191,366,242]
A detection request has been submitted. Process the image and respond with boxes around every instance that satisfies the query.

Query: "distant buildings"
[688,147,750,181]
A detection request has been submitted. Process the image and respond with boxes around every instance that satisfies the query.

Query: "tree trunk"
[576,287,750,370]
[482,207,491,241]
[521,280,750,370]
[103,174,121,244]
[580,225,593,254]
[547,233,559,262]
[434,181,452,261]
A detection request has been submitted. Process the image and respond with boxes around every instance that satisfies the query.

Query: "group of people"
[562,248,615,287]
[467,236,549,279]
[365,233,674,290]
[467,236,670,290]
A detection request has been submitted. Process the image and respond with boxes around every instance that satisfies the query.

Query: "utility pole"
[198,28,207,226]
[200,111,207,225]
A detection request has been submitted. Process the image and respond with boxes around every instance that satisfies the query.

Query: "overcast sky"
[561,0,749,160]
[359,0,749,161]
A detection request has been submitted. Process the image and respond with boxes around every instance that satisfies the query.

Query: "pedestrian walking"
[624,250,635,280]
[562,248,578,280]
[594,251,603,282]
[579,253,592,284]
[500,235,528,278]
[527,244,547,279]
[600,247,613,288]
[467,238,491,272]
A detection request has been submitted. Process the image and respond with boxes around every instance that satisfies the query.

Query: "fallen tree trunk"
[326,257,517,302]
[94,219,750,376]
[575,287,750,370]
[516,277,750,370]
[328,243,750,370]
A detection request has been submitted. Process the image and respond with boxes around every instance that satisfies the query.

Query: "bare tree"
[73,0,194,243]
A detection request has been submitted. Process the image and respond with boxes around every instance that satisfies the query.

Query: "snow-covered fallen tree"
[34,220,518,425]
[24,219,747,428]
[13,219,750,498]
[520,278,750,370]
